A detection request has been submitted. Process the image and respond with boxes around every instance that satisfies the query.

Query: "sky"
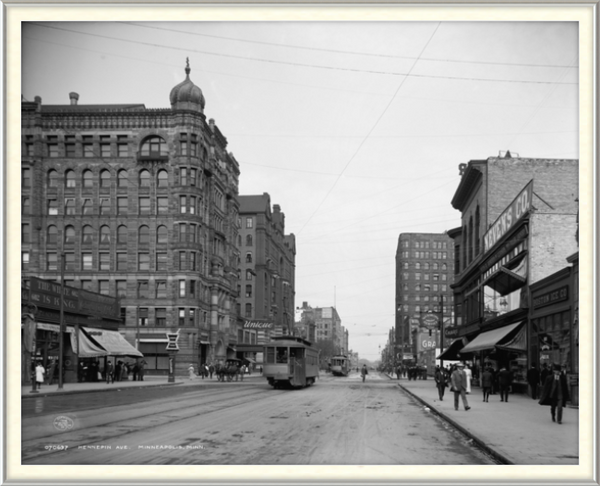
[21,21,579,361]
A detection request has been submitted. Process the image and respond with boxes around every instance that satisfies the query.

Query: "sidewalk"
[21,374,266,399]
[393,375,579,465]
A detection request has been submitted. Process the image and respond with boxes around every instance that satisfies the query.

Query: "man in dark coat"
[527,363,541,400]
[434,366,448,401]
[497,366,513,402]
[539,364,570,424]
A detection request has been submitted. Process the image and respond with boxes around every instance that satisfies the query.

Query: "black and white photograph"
[6,3,596,485]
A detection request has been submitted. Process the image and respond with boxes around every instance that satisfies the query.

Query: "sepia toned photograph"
[5,3,596,485]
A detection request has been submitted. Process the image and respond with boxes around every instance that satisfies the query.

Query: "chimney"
[69,92,79,105]
[274,204,281,213]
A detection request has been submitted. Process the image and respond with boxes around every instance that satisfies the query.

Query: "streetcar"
[330,355,350,377]
[263,336,320,389]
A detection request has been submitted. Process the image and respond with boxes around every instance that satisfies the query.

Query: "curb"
[21,381,183,399]
[397,382,513,465]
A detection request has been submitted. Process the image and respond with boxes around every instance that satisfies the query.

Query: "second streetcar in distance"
[263,336,320,389]
[330,355,350,376]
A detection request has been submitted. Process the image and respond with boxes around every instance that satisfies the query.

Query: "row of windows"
[23,250,207,273]
[398,305,452,314]
[22,166,203,190]
[402,262,449,271]
[399,251,450,260]
[401,240,449,249]
[401,283,449,292]
[136,306,208,327]
[401,273,449,281]
[43,194,204,217]
[29,223,203,246]
[402,294,453,302]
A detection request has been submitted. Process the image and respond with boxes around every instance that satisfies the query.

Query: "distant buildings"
[296,302,347,357]
[237,194,296,355]
[395,233,455,369]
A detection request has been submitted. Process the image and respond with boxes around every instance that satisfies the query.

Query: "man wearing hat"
[538,364,570,424]
[450,363,471,411]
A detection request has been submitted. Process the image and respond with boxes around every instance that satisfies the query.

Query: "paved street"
[22,371,495,465]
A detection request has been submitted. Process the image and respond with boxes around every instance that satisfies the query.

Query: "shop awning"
[244,358,256,364]
[495,323,527,352]
[483,258,527,296]
[460,322,523,354]
[437,338,468,360]
[75,327,143,358]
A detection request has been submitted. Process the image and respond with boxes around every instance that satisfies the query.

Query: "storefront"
[529,266,576,403]
[22,277,131,384]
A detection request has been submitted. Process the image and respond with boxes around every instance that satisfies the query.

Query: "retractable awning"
[244,358,256,364]
[483,258,527,296]
[459,322,523,354]
[73,327,143,358]
[437,338,468,360]
[496,323,527,352]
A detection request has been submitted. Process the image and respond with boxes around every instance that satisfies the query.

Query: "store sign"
[166,330,180,351]
[417,332,438,352]
[29,277,119,319]
[243,319,273,329]
[444,327,459,338]
[483,181,533,253]
[532,286,568,309]
[421,313,439,329]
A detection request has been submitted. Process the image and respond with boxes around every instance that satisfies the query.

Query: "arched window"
[47,225,57,245]
[246,235,253,246]
[117,169,129,188]
[117,225,128,244]
[82,169,94,188]
[65,170,76,188]
[156,225,168,244]
[246,253,252,263]
[157,170,168,187]
[65,225,76,244]
[139,169,150,187]
[48,169,59,188]
[100,169,111,188]
[140,136,168,157]
[138,225,150,245]
[100,225,111,244]
[82,225,93,244]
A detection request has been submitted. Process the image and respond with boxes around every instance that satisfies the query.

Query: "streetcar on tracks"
[263,336,319,389]
[330,355,350,376]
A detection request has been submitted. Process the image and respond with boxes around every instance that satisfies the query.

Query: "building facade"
[395,232,455,370]
[237,194,296,355]
[21,62,242,377]
[448,153,578,390]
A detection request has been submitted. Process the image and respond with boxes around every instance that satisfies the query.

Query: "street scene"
[12,15,589,483]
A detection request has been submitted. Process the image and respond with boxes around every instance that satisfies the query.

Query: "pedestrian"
[209,363,215,379]
[434,365,447,401]
[104,360,115,385]
[361,364,368,382]
[115,361,122,382]
[132,362,139,381]
[481,367,493,402]
[35,362,45,389]
[539,364,570,424]
[139,359,146,381]
[464,364,472,394]
[497,365,513,402]
[450,362,471,411]
[540,363,550,388]
[188,364,196,380]
[527,363,541,400]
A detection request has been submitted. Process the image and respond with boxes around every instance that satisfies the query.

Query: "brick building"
[395,232,455,370]
[447,153,578,389]
[237,194,296,357]
[21,61,242,377]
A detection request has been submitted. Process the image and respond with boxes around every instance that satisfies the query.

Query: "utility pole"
[439,294,444,369]
[58,252,65,389]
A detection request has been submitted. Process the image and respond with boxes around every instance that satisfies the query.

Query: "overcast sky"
[21,21,579,360]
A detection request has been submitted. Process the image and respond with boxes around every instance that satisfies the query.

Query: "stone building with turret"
[21,61,242,377]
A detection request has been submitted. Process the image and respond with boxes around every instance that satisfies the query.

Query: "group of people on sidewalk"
[431,361,571,423]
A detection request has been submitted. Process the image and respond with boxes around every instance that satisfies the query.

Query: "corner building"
[21,62,242,377]
[448,153,578,390]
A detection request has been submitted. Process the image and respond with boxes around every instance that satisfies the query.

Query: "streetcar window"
[276,348,288,364]
[290,348,304,358]
[266,347,275,364]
